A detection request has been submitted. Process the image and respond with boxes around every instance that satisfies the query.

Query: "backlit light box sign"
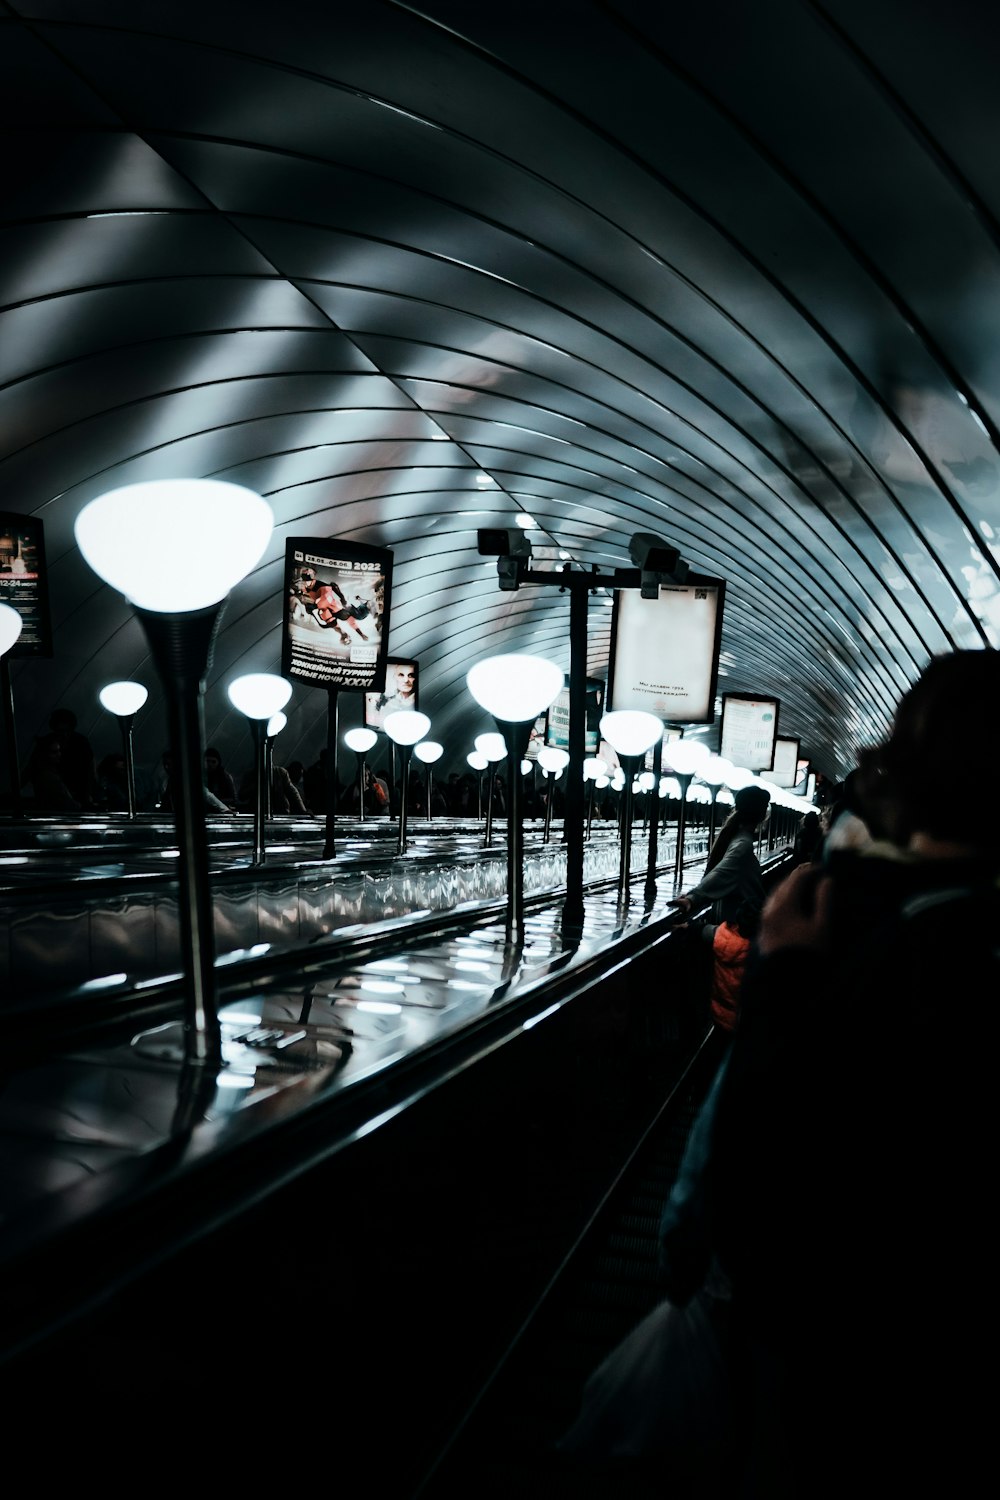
[761,735,801,789]
[282,538,392,692]
[608,577,724,724]
[719,693,780,772]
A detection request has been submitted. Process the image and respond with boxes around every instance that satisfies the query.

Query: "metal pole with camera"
[476,526,690,933]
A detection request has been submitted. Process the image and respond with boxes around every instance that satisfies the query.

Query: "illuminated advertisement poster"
[365,658,418,730]
[282,538,392,691]
[761,735,800,789]
[0,512,52,658]
[720,692,780,772]
[545,678,604,754]
[608,577,724,724]
[525,713,547,761]
[795,757,810,792]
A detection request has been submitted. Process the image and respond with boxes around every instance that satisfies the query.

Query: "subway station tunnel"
[2,2,998,1492]
[5,0,999,777]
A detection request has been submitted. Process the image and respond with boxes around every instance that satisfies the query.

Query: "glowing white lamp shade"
[466,654,563,723]
[99,680,148,717]
[583,756,607,781]
[663,738,710,776]
[538,745,570,775]
[638,770,656,791]
[520,758,532,776]
[0,605,23,655]
[599,709,664,758]
[383,709,430,746]
[475,731,507,762]
[227,672,292,721]
[594,773,611,790]
[75,479,273,613]
[725,764,756,791]
[414,740,444,765]
[266,711,287,739]
[611,768,626,790]
[344,727,378,755]
[467,751,489,772]
[699,754,733,787]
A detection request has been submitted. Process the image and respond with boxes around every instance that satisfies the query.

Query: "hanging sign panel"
[545,677,604,754]
[364,658,418,730]
[761,735,800,789]
[282,538,392,692]
[0,512,52,658]
[608,576,725,724]
[719,692,780,772]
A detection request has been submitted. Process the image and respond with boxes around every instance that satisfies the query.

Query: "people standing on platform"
[21,732,81,811]
[47,707,99,809]
[704,649,1000,1494]
[790,808,821,867]
[668,784,771,923]
[270,761,308,814]
[703,899,761,1035]
[96,751,129,811]
[203,747,239,810]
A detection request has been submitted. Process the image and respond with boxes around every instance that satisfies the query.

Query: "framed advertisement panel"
[0,512,52,658]
[607,576,724,724]
[761,735,800,789]
[545,677,604,754]
[282,538,392,692]
[364,658,418,730]
[719,692,780,772]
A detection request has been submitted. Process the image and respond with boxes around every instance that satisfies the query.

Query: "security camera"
[629,532,681,573]
[477,528,532,559]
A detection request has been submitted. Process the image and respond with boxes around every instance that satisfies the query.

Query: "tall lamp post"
[75,477,273,1071]
[414,738,443,821]
[227,673,293,867]
[344,726,377,821]
[467,653,563,945]
[475,730,507,847]
[384,709,430,854]
[99,680,149,820]
[599,710,665,907]
[537,745,569,843]
[583,757,606,838]
[0,604,23,817]
[663,738,710,893]
[467,749,488,819]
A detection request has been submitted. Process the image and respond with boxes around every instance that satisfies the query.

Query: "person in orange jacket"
[704,900,761,1033]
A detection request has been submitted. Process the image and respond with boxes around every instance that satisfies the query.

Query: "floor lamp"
[228,673,293,866]
[344,726,377,820]
[75,477,273,1071]
[383,709,431,854]
[0,604,23,816]
[99,679,149,820]
[599,710,665,908]
[467,654,563,945]
[414,738,443,820]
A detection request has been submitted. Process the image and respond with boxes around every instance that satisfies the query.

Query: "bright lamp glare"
[383,709,430,746]
[266,711,287,738]
[74,479,273,613]
[583,756,607,780]
[414,740,443,764]
[538,746,570,774]
[99,680,148,717]
[599,709,663,758]
[227,672,292,720]
[699,754,733,787]
[344,727,377,754]
[0,604,23,655]
[466,654,563,723]
[475,731,507,762]
[467,751,489,771]
[663,738,710,776]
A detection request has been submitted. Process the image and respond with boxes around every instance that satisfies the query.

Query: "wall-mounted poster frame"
[607,575,725,724]
[282,537,392,692]
[0,512,52,657]
[545,677,604,754]
[761,734,801,789]
[719,692,780,772]
[364,658,418,730]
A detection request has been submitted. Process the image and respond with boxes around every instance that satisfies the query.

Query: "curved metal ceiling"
[3,0,998,786]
